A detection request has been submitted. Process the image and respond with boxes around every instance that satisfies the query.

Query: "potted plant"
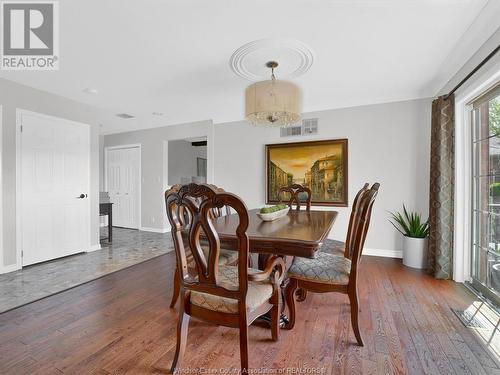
[389,205,429,269]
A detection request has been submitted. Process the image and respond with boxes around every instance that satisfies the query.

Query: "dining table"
[212,208,338,326]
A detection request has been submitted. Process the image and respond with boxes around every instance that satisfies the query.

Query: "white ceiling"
[1,0,499,134]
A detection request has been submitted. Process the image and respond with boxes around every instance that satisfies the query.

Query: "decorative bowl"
[256,207,290,222]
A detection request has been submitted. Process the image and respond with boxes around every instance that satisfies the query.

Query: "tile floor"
[0,227,173,313]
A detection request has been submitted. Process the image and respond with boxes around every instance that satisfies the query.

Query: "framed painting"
[266,139,348,206]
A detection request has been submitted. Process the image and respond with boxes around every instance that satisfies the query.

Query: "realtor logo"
[1,1,59,70]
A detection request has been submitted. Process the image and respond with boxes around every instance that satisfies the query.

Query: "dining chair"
[168,184,239,308]
[278,183,312,211]
[329,183,370,257]
[293,182,370,303]
[284,183,380,346]
[166,183,285,373]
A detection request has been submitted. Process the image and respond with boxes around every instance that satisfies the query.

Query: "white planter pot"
[402,236,428,269]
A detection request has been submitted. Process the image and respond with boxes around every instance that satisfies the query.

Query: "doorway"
[105,145,141,229]
[18,110,91,266]
[167,137,207,185]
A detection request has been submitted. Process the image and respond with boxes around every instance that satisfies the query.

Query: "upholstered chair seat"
[190,266,273,314]
[322,239,346,256]
[185,248,239,277]
[288,252,351,285]
[201,246,239,266]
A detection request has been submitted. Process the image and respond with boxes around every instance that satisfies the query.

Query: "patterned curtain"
[428,94,455,279]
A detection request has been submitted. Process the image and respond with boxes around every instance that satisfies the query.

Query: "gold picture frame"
[266,139,348,206]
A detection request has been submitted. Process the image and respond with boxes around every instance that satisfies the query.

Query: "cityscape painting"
[266,139,348,206]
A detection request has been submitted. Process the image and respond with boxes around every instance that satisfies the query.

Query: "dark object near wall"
[99,203,113,243]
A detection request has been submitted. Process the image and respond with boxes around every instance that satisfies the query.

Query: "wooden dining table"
[213,208,338,258]
[212,208,338,326]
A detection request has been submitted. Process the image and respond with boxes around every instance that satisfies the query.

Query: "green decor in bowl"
[259,204,288,214]
[257,204,290,222]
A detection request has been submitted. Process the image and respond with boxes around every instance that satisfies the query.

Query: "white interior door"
[107,147,140,229]
[21,112,90,266]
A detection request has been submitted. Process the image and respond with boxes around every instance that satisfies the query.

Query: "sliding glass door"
[471,84,500,305]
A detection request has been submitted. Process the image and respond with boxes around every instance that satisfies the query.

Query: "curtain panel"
[428,94,455,279]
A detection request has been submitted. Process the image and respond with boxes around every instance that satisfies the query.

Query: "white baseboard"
[139,226,170,234]
[0,263,21,274]
[363,248,402,259]
[87,244,102,252]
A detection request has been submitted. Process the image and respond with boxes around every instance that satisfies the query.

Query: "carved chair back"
[278,184,312,211]
[165,183,250,303]
[347,183,380,285]
[344,183,369,258]
[207,184,232,217]
[166,184,231,228]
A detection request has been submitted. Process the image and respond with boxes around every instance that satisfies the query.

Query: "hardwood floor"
[0,253,498,374]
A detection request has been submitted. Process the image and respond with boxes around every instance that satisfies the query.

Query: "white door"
[21,112,90,266]
[106,147,140,229]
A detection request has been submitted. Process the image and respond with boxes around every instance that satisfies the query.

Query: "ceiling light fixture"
[152,112,164,116]
[245,61,301,127]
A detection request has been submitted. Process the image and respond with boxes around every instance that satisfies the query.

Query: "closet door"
[107,147,140,229]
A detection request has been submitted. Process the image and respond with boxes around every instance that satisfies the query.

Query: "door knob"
[77,194,86,199]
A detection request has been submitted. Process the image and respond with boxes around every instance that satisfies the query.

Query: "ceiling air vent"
[280,118,318,137]
[116,113,135,119]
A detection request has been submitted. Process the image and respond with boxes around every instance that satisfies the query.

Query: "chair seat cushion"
[202,246,238,265]
[288,252,351,285]
[190,266,273,314]
[321,239,345,256]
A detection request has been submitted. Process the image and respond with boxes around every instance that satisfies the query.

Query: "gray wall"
[0,78,101,271]
[102,98,431,255]
[213,98,432,254]
[102,120,213,231]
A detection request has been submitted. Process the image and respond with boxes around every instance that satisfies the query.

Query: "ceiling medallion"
[245,60,301,128]
[229,39,314,81]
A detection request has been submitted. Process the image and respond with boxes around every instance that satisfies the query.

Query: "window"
[471,83,500,305]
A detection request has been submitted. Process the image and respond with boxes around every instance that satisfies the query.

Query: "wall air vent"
[280,118,318,137]
[302,118,318,135]
[116,113,135,119]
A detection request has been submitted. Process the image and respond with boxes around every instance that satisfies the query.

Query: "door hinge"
[20,125,23,132]
[21,250,23,258]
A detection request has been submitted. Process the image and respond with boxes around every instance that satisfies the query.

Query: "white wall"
[168,140,207,185]
[436,29,500,100]
[0,78,101,273]
[213,99,431,256]
[99,135,105,191]
[102,120,213,232]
